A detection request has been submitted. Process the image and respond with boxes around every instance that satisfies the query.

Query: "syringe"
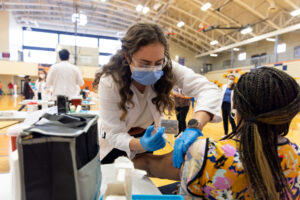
[163,134,173,148]
[153,127,173,148]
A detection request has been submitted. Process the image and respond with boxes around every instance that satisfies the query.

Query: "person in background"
[0,81,3,96]
[93,22,221,164]
[133,67,300,199]
[46,49,84,100]
[221,74,236,135]
[172,88,191,135]
[23,75,34,99]
[8,82,14,95]
[35,68,48,100]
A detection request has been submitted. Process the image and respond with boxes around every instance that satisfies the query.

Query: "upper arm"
[179,138,207,195]
[98,76,134,154]
[133,152,180,180]
[46,67,55,87]
[98,76,124,130]
[76,68,84,86]
[172,61,222,122]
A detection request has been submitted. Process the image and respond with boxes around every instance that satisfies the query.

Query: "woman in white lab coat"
[35,69,47,101]
[93,23,222,164]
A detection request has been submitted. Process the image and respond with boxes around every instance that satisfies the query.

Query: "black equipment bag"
[18,113,101,200]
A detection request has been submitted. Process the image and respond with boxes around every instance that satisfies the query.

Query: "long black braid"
[223,67,300,199]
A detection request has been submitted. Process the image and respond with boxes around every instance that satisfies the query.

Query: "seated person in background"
[134,67,300,199]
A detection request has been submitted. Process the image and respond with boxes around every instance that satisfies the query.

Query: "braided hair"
[224,67,300,199]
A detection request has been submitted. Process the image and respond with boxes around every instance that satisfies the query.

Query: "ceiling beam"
[13,10,132,27]
[153,0,173,22]
[5,0,211,52]
[20,18,121,33]
[192,0,256,37]
[196,22,300,57]
[59,0,211,50]
[233,0,280,30]
[169,4,238,43]
[284,0,299,9]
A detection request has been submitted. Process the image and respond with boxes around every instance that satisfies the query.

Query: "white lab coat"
[35,79,51,101]
[98,61,222,160]
[46,61,84,100]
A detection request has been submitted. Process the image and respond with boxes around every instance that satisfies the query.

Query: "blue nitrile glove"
[140,125,166,152]
[173,128,203,168]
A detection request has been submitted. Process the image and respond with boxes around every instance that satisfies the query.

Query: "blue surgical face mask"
[131,66,164,85]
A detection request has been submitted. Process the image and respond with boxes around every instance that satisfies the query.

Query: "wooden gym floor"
[0,95,299,187]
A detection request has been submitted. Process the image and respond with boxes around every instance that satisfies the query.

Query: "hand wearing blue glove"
[140,125,166,152]
[173,128,203,168]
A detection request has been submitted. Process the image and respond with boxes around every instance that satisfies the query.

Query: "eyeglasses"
[131,57,168,69]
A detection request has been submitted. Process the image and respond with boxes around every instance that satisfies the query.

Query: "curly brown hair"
[93,23,175,121]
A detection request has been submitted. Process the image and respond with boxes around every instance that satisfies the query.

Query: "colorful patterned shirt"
[180,138,300,199]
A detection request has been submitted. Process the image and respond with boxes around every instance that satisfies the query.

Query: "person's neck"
[133,80,146,93]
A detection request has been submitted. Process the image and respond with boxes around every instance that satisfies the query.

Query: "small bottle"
[70,104,76,113]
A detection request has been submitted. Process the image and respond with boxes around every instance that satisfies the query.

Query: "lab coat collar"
[125,85,161,131]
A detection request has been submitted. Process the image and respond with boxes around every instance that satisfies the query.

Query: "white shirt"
[46,61,84,99]
[132,86,154,129]
[35,79,50,100]
[98,61,222,160]
[36,79,44,93]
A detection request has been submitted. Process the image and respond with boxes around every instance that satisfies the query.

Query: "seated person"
[133,67,300,199]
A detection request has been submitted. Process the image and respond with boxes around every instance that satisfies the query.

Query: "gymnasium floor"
[0,95,299,187]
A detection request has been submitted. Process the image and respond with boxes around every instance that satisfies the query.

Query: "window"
[23,49,56,64]
[277,43,286,54]
[223,60,231,67]
[294,46,300,58]
[60,35,98,48]
[23,30,58,48]
[99,55,112,66]
[99,39,121,54]
[238,52,246,61]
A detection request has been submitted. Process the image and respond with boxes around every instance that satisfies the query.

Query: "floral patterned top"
[179,138,300,199]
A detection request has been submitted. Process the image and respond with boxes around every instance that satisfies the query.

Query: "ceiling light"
[177,21,185,27]
[136,4,143,12]
[266,37,276,42]
[233,48,240,51]
[290,9,300,16]
[201,2,211,11]
[142,6,150,14]
[210,53,218,57]
[240,26,252,34]
[210,40,218,45]
[101,0,106,2]
[72,13,88,26]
